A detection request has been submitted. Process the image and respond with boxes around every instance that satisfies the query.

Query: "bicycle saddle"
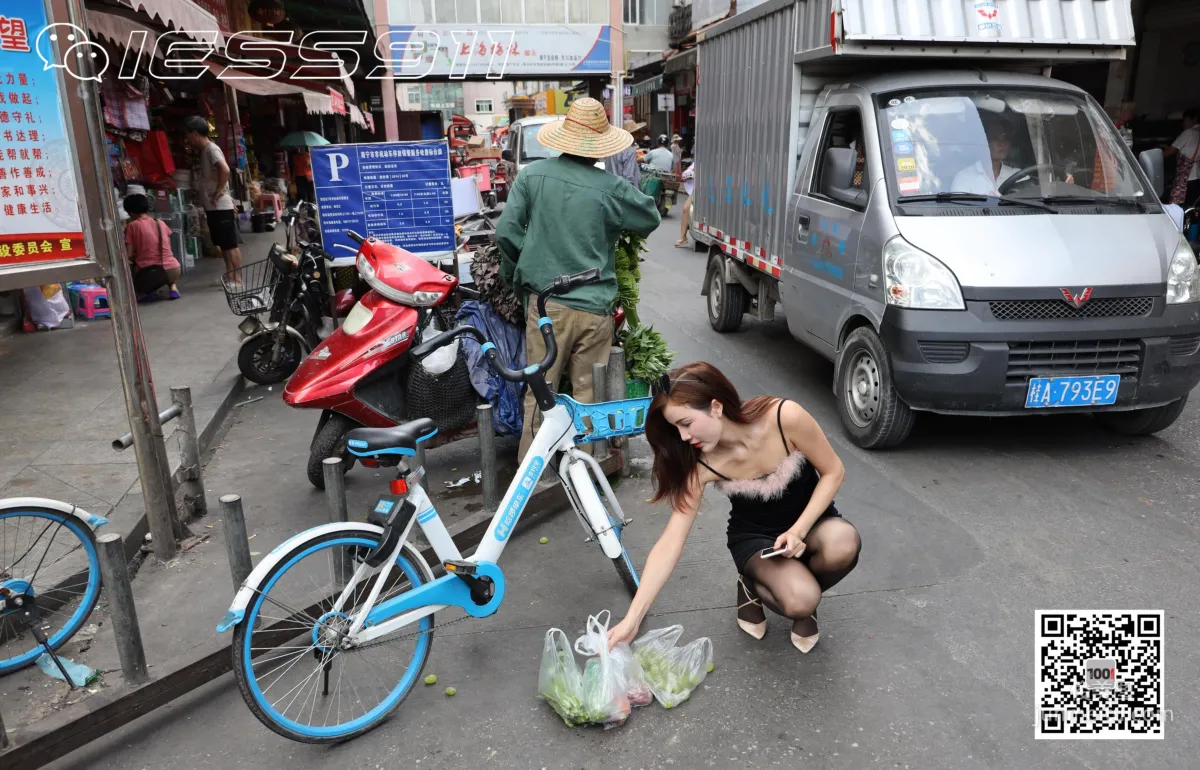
[346,418,438,457]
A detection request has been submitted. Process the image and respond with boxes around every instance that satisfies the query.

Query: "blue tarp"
[456,300,526,436]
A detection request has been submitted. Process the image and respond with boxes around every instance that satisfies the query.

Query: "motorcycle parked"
[284,231,479,489]
[639,164,677,217]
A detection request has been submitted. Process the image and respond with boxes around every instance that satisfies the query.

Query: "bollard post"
[220,495,254,588]
[95,533,149,685]
[171,386,208,519]
[323,458,354,587]
[1,703,8,749]
[591,362,608,459]
[605,347,629,467]
[477,404,499,510]
[415,441,426,471]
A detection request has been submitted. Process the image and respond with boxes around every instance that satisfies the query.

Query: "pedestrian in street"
[670,133,684,175]
[292,148,315,203]
[1163,108,1200,206]
[645,135,674,172]
[675,160,695,248]
[183,116,243,287]
[605,119,646,188]
[608,361,861,654]
[123,193,181,302]
[496,97,661,461]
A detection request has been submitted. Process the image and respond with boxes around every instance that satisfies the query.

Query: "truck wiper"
[899,192,1056,212]
[1040,195,1147,211]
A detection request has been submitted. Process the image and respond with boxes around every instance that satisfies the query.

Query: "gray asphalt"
[48,207,1199,769]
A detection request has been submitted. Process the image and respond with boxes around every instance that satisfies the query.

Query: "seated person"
[951,117,1019,195]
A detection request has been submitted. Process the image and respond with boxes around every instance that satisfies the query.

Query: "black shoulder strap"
[697,458,730,481]
[777,399,789,454]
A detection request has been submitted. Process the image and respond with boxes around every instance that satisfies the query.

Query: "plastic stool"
[73,285,111,320]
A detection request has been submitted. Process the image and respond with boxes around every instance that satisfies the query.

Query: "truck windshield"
[875,88,1148,208]
[520,124,563,164]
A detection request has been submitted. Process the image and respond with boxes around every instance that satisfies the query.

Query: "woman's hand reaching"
[607,614,641,650]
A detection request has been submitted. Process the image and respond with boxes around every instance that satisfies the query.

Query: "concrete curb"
[1,451,621,768]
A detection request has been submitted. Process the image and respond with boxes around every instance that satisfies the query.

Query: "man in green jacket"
[497,98,661,460]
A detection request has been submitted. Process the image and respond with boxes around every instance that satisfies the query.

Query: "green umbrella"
[279,131,330,148]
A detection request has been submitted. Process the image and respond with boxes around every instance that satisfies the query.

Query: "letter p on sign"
[328,153,350,182]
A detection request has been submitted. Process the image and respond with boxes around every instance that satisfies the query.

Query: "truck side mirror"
[822,147,868,208]
[1138,148,1165,198]
[502,149,515,163]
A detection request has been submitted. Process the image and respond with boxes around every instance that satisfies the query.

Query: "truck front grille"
[1006,340,1142,382]
[990,297,1153,321]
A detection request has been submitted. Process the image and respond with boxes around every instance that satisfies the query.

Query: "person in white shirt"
[1163,108,1200,206]
[950,118,1018,195]
[645,136,674,172]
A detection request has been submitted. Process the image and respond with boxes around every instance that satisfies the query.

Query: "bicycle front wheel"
[231,531,435,744]
[0,507,102,674]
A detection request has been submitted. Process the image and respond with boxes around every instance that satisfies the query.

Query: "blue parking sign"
[312,140,456,258]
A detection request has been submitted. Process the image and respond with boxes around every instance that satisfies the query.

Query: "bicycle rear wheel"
[231,531,435,743]
[0,507,102,674]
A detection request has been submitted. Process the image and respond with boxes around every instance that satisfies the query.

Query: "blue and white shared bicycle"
[219,269,648,743]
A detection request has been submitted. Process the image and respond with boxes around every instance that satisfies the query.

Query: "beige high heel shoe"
[790,612,819,654]
[736,576,767,640]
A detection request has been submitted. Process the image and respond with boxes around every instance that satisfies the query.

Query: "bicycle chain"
[349,612,474,653]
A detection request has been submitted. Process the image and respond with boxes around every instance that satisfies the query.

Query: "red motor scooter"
[285,230,479,489]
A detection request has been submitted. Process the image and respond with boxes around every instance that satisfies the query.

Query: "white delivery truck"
[691,0,1200,448]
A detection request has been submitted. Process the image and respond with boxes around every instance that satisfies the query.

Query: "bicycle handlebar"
[408,268,602,388]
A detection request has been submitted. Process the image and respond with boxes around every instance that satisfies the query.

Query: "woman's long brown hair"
[646,361,775,510]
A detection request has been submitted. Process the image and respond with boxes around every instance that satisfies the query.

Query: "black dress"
[699,400,840,573]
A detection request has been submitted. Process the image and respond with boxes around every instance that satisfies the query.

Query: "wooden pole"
[95,534,149,685]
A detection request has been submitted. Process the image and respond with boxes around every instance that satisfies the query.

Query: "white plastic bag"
[632,624,714,709]
[418,318,460,376]
[537,613,633,728]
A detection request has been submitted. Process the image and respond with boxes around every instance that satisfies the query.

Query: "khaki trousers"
[518,299,613,461]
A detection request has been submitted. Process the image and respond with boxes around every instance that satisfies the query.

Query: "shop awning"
[119,0,225,46]
[87,10,165,58]
[302,91,334,115]
[349,104,367,129]
[205,62,314,97]
[664,48,696,75]
[221,35,355,101]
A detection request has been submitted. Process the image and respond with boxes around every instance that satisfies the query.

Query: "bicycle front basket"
[557,394,652,444]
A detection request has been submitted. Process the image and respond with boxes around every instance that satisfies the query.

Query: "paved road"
[49,209,1199,769]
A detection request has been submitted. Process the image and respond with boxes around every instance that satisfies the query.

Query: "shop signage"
[385,25,611,77]
[312,140,454,258]
[0,0,87,272]
[630,74,664,98]
[194,0,232,33]
[329,88,346,115]
[657,93,676,112]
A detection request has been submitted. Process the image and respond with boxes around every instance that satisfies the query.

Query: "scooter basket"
[223,257,285,316]
[557,394,652,444]
[404,348,478,434]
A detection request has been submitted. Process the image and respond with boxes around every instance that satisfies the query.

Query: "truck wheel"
[836,327,915,449]
[706,259,746,333]
[1093,396,1187,436]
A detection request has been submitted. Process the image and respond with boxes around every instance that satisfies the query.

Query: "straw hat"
[536,98,633,159]
[623,118,647,134]
[671,134,682,143]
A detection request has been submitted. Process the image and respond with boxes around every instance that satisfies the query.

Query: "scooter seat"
[346,418,438,457]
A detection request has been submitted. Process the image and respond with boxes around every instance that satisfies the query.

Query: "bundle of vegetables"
[621,323,675,384]
[614,232,645,329]
[468,244,523,326]
[538,647,616,727]
[631,625,714,709]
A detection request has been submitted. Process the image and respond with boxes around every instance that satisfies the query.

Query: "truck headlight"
[883,237,965,310]
[1166,234,1200,305]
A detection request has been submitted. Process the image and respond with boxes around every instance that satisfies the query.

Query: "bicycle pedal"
[443,559,477,575]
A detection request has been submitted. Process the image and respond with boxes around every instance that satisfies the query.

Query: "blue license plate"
[1025,375,1120,409]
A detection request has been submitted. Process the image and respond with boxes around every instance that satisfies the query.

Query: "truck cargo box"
[692,0,1135,278]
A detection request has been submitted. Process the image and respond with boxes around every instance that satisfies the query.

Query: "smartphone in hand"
[759,546,788,559]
